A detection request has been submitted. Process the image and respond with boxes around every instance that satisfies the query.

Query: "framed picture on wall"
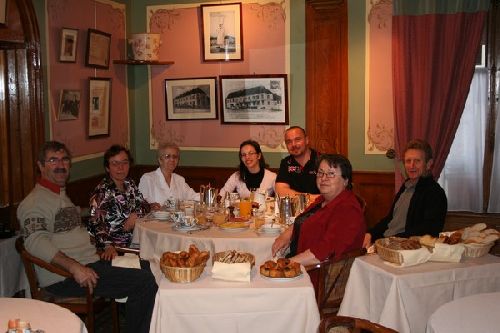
[59,28,78,63]
[58,89,80,120]
[201,3,243,62]
[219,74,289,125]
[88,78,111,138]
[165,77,218,120]
[85,29,111,69]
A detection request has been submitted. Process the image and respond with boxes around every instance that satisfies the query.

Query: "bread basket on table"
[374,238,404,265]
[160,262,206,283]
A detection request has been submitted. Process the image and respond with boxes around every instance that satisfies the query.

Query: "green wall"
[34,0,392,181]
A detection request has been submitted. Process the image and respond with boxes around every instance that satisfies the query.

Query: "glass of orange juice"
[239,198,252,218]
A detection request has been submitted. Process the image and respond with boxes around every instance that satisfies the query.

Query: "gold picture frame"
[88,77,111,138]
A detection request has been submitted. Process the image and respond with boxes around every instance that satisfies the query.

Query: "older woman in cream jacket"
[139,142,198,206]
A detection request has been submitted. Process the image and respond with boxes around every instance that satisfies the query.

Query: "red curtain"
[392,10,487,185]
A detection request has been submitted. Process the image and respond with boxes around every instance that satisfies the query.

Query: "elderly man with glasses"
[138,142,199,208]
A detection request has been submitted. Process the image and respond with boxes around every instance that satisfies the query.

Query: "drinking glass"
[239,198,252,218]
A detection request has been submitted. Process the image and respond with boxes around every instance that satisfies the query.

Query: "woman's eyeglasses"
[240,151,257,158]
[109,160,130,167]
[316,170,338,179]
[160,154,179,160]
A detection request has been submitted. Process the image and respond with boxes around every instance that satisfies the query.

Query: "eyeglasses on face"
[45,157,71,165]
[109,160,130,167]
[316,170,339,179]
[160,154,179,160]
[240,151,257,158]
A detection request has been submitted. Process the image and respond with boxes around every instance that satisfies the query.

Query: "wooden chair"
[306,248,367,318]
[15,237,119,333]
[319,315,398,333]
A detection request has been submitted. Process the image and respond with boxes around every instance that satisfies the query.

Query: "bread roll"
[419,235,436,248]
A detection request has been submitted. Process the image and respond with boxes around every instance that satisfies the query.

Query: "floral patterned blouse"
[88,176,150,249]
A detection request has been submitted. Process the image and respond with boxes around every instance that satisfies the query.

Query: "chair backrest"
[15,236,72,299]
[308,248,367,317]
[319,315,398,333]
[14,237,118,333]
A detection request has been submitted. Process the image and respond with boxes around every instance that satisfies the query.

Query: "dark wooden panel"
[306,0,348,155]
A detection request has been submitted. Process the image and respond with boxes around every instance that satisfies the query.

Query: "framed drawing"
[165,77,217,120]
[201,3,243,61]
[58,89,80,120]
[0,0,7,25]
[59,28,78,62]
[85,29,111,69]
[88,78,111,138]
[219,74,289,125]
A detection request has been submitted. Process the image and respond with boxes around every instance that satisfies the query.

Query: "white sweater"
[139,167,199,204]
[219,169,276,199]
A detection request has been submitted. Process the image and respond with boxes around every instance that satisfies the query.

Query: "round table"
[133,220,279,264]
[0,298,87,333]
[426,292,500,333]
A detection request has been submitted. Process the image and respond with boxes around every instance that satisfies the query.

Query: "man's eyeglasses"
[109,160,130,167]
[316,170,339,179]
[240,152,257,158]
[160,154,179,160]
[45,157,71,166]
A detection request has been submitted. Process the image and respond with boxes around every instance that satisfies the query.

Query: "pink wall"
[148,3,288,149]
[47,0,128,157]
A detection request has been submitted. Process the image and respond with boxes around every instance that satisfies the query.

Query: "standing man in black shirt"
[275,126,321,197]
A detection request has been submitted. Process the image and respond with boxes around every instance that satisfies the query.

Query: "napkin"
[429,243,465,262]
[112,253,141,302]
[383,247,432,267]
[211,262,251,282]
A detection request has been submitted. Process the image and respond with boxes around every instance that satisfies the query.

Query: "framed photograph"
[201,3,243,62]
[165,77,217,120]
[88,78,111,138]
[220,74,289,125]
[85,29,111,69]
[59,28,78,62]
[58,90,80,120]
[0,0,7,25]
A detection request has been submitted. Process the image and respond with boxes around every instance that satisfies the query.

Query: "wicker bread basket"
[375,238,404,265]
[463,242,494,258]
[213,251,255,267]
[160,262,206,283]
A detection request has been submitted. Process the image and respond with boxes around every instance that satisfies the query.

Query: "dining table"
[0,236,29,297]
[425,292,500,333]
[147,259,320,333]
[0,297,88,333]
[338,253,500,333]
[132,219,279,264]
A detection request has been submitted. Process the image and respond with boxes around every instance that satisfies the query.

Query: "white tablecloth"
[148,261,320,333]
[426,292,500,333]
[0,297,87,333]
[0,237,29,297]
[133,220,277,264]
[338,254,500,333]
